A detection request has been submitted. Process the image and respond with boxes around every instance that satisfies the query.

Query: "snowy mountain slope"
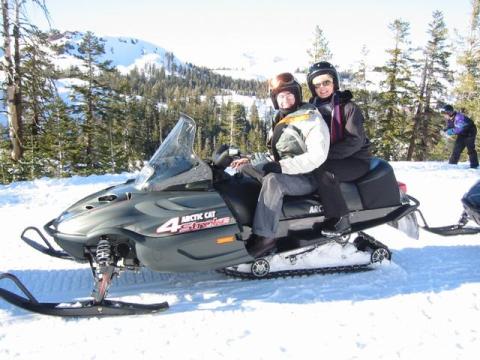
[51,31,184,74]
[0,162,479,359]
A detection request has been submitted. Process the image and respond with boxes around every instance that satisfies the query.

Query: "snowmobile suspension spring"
[96,239,111,266]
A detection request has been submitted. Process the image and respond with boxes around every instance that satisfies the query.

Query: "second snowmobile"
[0,115,420,317]
[416,179,480,236]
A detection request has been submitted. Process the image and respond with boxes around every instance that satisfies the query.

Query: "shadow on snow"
[1,245,480,318]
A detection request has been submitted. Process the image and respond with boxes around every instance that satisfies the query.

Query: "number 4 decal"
[156,217,180,233]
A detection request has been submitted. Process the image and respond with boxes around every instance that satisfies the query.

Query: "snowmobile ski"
[415,209,480,236]
[0,273,169,317]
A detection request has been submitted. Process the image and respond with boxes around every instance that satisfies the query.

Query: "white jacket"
[271,104,330,175]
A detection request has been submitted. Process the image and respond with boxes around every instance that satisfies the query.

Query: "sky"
[1,160,480,359]
[27,0,473,75]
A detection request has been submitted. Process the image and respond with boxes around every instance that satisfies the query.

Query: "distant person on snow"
[231,72,330,258]
[441,104,478,169]
[306,61,372,237]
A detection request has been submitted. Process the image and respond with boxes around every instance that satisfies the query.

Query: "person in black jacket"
[307,61,372,236]
[441,104,478,169]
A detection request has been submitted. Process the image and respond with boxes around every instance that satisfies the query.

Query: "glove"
[251,152,271,167]
[446,128,455,136]
[262,161,282,174]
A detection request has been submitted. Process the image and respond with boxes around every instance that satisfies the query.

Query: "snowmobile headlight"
[57,211,73,222]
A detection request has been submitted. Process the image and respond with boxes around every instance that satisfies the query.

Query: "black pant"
[313,158,370,218]
[449,134,478,168]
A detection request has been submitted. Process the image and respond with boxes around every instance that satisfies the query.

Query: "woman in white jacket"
[233,73,330,257]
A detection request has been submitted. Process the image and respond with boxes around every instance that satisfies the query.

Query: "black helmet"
[268,72,302,110]
[441,104,454,114]
[307,61,339,95]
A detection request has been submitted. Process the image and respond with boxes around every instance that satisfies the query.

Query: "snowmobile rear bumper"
[351,196,420,233]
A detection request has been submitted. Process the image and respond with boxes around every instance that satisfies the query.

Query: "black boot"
[246,235,276,258]
[469,153,479,168]
[321,216,351,237]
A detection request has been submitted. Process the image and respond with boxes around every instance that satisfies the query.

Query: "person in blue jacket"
[442,104,478,169]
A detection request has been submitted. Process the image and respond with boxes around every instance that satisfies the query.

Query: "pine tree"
[247,103,266,152]
[38,96,80,177]
[407,11,452,161]
[1,0,50,161]
[69,31,115,173]
[454,0,480,122]
[306,25,332,64]
[21,30,62,178]
[350,46,379,139]
[376,19,416,160]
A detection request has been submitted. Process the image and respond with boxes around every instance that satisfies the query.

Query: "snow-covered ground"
[0,162,479,360]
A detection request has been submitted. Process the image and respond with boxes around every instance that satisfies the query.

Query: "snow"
[1,162,479,359]
[51,32,184,73]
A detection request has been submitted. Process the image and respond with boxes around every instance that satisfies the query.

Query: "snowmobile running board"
[415,208,480,236]
[0,273,169,317]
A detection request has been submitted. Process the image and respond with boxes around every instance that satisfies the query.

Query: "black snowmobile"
[416,179,480,236]
[0,115,420,317]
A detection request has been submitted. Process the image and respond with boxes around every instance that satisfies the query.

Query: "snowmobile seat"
[354,157,402,209]
[281,158,401,218]
[217,158,401,226]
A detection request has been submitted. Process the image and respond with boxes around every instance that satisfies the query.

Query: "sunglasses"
[313,80,333,88]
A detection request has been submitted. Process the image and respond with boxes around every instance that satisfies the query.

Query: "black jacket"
[310,91,370,161]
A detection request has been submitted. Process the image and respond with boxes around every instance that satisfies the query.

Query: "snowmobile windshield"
[134,115,212,191]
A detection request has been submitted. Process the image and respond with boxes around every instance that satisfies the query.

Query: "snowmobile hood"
[134,115,212,192]
[53,183,232,240]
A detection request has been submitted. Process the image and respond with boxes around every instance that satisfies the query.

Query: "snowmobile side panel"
[135,223,253,272]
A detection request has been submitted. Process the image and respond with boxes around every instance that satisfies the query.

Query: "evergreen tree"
[69,31,115,173]
[376,19,415,160]
[454,0,480,122]
[350,45,379,139]
[1,0,50,161]
[247,103,267,153]
[306,25,332,64]
[21,30,62,178]
[38,96,80,177]
[407,10,452,161]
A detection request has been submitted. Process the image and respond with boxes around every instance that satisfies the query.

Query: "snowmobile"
[416,179,480,236]
[0,115,420,317]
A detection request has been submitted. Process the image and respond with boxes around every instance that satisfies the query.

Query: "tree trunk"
[2,0,23,161]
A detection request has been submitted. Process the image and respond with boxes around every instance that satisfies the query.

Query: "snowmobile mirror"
[228,147,240,156]
[213,147,233,169]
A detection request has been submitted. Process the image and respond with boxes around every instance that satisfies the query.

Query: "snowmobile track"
[218,262,374,280]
